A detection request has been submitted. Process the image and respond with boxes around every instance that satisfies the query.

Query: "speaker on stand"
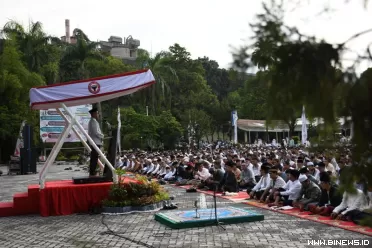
[20,124,37,174]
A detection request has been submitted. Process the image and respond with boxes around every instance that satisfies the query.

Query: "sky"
[0,0,372,71]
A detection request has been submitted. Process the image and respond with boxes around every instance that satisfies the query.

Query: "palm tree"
[60,28,105,79]
[1,21,59,72]
[136,50,178,114]
[1,20,62,85]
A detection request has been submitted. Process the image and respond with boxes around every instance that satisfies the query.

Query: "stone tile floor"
[0,164,371,248]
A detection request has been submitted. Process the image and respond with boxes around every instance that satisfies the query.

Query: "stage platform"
[0,177,138,217]
[155,206,264,229]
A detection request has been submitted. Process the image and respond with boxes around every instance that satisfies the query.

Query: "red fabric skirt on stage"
[39,180,136,217]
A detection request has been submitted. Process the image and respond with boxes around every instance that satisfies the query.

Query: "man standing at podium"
[88,107,104,176]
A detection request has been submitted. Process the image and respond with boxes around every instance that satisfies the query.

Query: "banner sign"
[40,104,92,143]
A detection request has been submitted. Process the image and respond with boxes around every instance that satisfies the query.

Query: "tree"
[198,57,231,101]
[181,108,213,145]
[232,0,372,194]
[135,50,177,115]
[120,108,159,149]
[156,111,183,149]
[1,20,62,85]
[60,28,105,81]
[236,71,268,120]
[0,39,44,161]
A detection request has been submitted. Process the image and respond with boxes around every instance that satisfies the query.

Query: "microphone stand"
[212,183,226,230]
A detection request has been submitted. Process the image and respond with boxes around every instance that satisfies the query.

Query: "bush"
[68,155,79,161]
[102,173,169,207]
[292,136,300,144]
[56,153,67,161]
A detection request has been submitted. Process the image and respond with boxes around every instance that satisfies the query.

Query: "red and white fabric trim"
[30,69,155,110]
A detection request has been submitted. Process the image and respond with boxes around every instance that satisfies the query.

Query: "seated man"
[331,187,367,221]
[239,162,256,190]
[299,166,319,185]
[199,166,224,190]
[262,165,286,204]
[232,163,241,182]
[293,175,321,211]
[345,185,372,224]
[194,163,211,181]
[249,164,271,200]
[307,162,320,182]
[219,161,239,193]
[308,172,342,216]
[274,169,302,206]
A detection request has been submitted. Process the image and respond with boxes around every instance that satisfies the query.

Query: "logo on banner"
[88,81,101,94]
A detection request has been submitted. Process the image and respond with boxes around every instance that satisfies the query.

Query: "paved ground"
[0,164,371,248]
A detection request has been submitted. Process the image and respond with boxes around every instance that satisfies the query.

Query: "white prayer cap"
[299,174,308,183]
[307,162,314,166]
[289,161,295,167]
[146,159,152,162]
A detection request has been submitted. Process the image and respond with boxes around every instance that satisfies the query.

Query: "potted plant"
[102,170,169,213]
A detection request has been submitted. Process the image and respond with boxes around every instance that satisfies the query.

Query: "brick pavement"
[0,164,371,248]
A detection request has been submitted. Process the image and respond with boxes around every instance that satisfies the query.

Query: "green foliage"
[103,176,169,207]
[291,136,299,145]
[232,1,372,202]
[119,107,183,149]
[156,111,183,149]
[56,153,67,161]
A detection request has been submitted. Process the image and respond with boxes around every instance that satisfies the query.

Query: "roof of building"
[237,117,351,132]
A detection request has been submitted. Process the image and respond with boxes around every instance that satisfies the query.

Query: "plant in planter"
[102,171,169,212]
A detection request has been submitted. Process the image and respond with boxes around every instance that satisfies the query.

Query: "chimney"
[65,19,70,43]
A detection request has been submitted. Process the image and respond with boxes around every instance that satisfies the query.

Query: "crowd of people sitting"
[116,143,372,225]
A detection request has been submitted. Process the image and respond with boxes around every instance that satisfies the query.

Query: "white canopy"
[30,69,155,110]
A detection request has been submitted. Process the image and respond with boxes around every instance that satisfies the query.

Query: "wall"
[111,47,130,58]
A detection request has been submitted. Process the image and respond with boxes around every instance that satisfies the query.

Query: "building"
[99,35,140,64]
[60,19,77,44]
[237,117,352,143]
[59,20,141,64]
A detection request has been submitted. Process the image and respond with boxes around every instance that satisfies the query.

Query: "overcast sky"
[1,0,372,71]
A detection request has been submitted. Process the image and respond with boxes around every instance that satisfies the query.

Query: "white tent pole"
[56,108,104,170]
[61,103,117,183]
[39,115,74,189]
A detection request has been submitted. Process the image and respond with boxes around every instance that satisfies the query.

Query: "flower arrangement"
[102,171,169,208]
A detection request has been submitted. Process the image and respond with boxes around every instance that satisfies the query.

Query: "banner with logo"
[30,69,155,110]
[40,104,92,143]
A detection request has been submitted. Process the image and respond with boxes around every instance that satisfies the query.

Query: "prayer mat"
[155,206,264,229]
[243,200,372,237]
[174,184,249,202]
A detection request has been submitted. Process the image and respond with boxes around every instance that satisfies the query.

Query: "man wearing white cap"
[293,175,321,211]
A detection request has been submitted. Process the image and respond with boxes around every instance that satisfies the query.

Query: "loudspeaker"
[22,124,33,149]
[20,148,37,174]
[104,128,118,180]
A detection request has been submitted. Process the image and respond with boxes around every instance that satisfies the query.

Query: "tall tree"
[136,50,177,114]
[0,39,44,161]
[1,20,61,84]
[60,28,105,81]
